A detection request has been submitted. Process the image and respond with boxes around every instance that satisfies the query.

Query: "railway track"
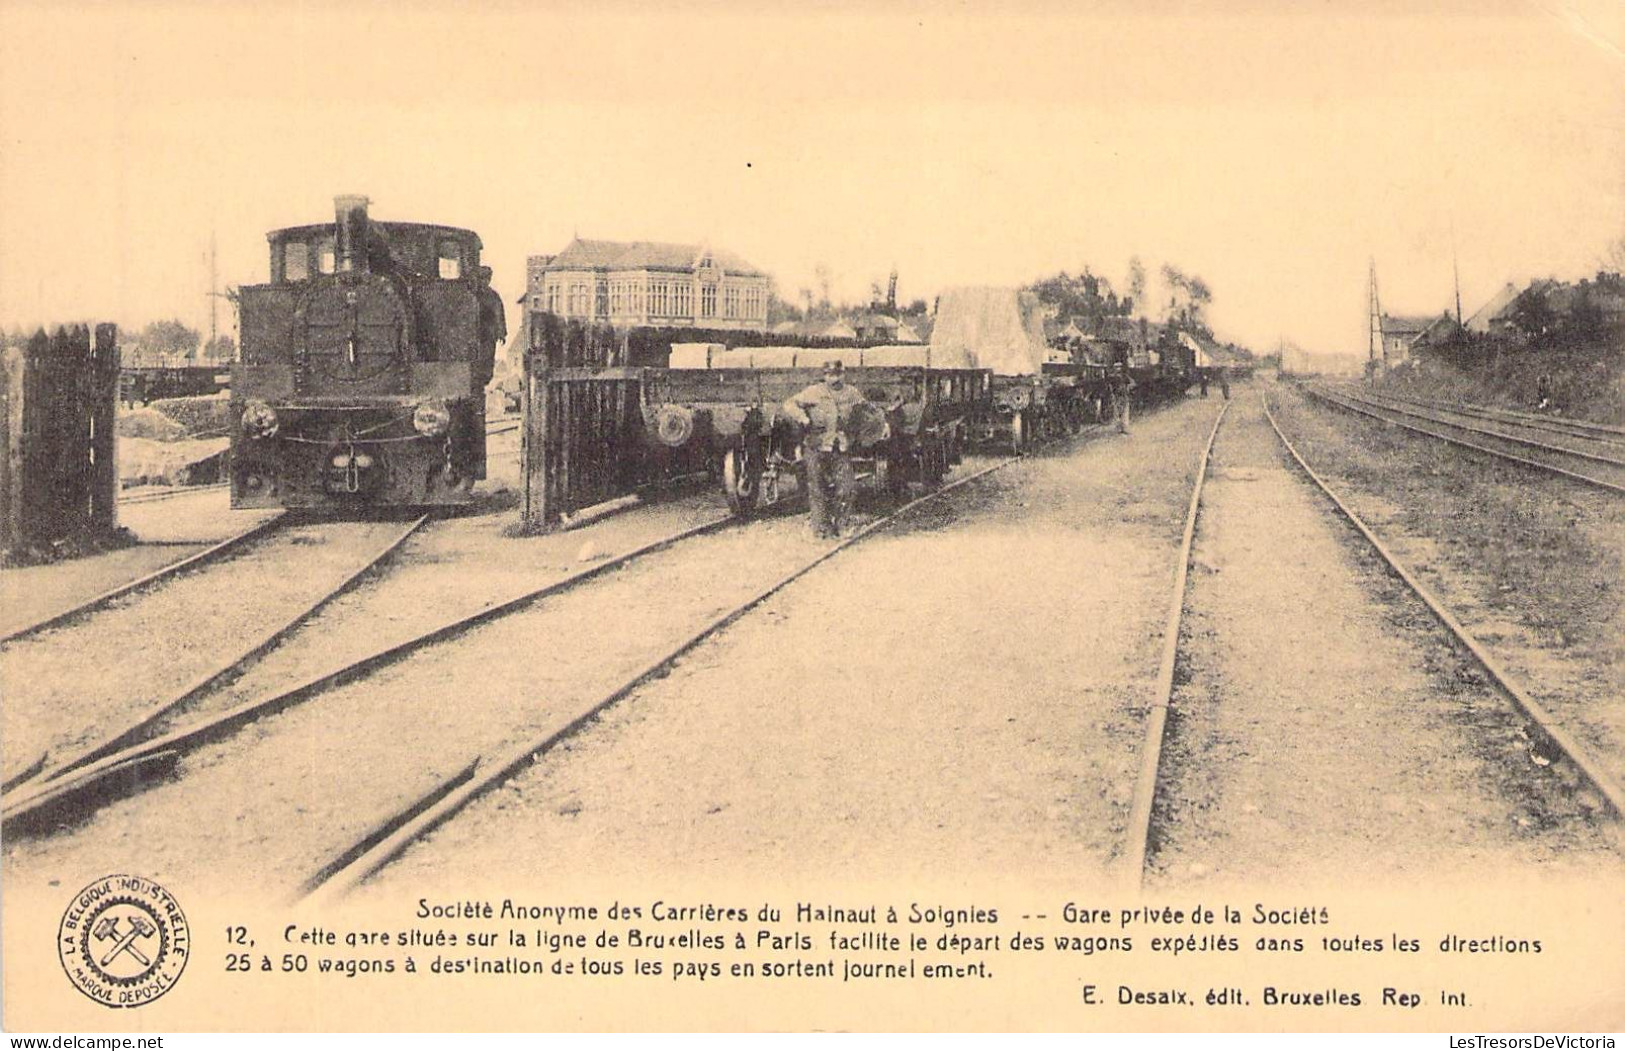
[1118,393,1623,889]
[4,416,527,645]
[2,514,431,804]
[1346,388,1625,446]
[1302,383,1625,493]
[0,507,742,836]
[1117,402,1229,886]
[294,450,1030,904]
[0,512,288,646]
[118,481,231,505]
[1262,393,1624,817]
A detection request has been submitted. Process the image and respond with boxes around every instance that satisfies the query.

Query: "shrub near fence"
[1,324,121,562]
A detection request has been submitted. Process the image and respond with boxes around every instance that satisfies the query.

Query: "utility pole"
[1453,249,1464,326]
[1367,258,1383,384]
[205,228,236,363]
[208,229,219,351]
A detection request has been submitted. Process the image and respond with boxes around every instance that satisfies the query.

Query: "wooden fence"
[2,325,120,560]
[522,366,648,530]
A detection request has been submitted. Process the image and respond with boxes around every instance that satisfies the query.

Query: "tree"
[813,263,833,316]
[766,289,803,326]
[1027,268,1126,323]
[1600,236,1625,275]
[1159,264,1213,334]
[137,319,202,360]
[202,334,236,362]
[1125,256,1146,308]
[1507,287,1557,342]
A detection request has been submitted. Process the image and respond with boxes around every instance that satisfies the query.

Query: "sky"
[1,1,1621,356]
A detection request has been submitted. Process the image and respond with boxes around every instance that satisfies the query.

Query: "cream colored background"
[2,0,1622,1033]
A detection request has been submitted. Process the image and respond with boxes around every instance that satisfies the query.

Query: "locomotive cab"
[232,197,499,509]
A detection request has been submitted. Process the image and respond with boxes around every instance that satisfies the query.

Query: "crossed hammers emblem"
[93,914,156,968]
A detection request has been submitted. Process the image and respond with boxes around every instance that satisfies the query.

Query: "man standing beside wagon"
[783,360,870,539]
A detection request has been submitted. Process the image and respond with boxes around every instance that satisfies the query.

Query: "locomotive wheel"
[722,447,760,517]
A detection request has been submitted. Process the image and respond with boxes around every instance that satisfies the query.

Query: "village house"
[527,238,771,331]
[1378,313,1436,367]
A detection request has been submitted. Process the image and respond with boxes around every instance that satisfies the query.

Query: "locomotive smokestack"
[334,195,371,273]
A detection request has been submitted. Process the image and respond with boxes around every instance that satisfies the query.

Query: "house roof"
[1466,282,1519,333]
[1381,314,1436,337]
[537,238,766,277]
[1487,279,1562,324]
[1412,313,1462,345]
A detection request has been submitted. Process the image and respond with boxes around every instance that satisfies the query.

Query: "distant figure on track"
[784,360,869,538]
[1536,372,1554,412]
[1199,368,1210,397]
[1218,365,1231,400]
[1109,360,1135,435]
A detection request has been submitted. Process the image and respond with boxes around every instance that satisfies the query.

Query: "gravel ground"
[3,400,1220,899]
[1150,391,1622,889]
[353,398,1226,896]
[1269,384,1625,808]
[0,518,420,780]
[0,424,518,645]
[0,493,280,638]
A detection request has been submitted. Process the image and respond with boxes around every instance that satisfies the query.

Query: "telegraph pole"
[208,229,218,351]
[1367,258,1382,384]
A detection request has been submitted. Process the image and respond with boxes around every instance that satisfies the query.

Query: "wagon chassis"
[640,365,991,518]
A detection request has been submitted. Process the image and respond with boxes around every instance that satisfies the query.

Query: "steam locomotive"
[231,196,502,509]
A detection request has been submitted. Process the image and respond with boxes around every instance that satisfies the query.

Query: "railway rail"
[3,416,526,646]
[0,511,741,834]
[295,449,1033,904]
[1343,387,1625,446]
[2,515,431,804]
[1117,402,1229,887]
[1303,383,1625,494]
[1261,393,1623,819]
[0,513,288,646]
[1117,393,1623,889]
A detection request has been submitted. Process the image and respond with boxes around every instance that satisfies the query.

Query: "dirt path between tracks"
[1151,393,1621,889]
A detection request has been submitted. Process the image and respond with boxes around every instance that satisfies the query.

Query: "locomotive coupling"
[241,400,279,440]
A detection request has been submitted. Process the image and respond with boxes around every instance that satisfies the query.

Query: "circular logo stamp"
[58,874,189,1008]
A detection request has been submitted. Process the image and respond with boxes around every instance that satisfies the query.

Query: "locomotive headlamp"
[412,400,452,437]
[241,401,279,440]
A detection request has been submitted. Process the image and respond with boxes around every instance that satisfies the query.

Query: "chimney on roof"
[335,195,371,274]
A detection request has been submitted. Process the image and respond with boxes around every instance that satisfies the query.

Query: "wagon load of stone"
[929,286,1050,377]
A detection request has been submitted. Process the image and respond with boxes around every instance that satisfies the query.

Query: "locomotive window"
[316,238,336,275]
[283,242,309,282]
[438,242,462,280]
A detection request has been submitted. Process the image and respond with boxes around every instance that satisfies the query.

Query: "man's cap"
[824,360,845,373]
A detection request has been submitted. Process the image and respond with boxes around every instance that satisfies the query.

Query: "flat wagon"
[642,345,990,516]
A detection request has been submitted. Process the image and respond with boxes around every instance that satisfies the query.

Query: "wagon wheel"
[722,446,761,518]
[924,438,948,489]
[886,450,912,499]
[1010,410,1026,455]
